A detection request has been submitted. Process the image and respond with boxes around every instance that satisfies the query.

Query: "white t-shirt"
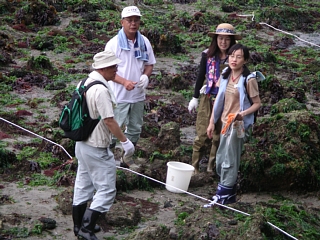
[80,71,115,148]
[105,35,156,103]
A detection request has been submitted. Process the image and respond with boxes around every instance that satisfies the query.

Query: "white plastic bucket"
[166,161,194,193]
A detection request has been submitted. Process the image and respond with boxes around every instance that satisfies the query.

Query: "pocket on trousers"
[233,121,245,138]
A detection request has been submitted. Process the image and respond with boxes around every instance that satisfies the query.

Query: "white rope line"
[117,166,251,216]
[236,12,255,21]
[236,13,320,48]
[259,22,320,48]
[118,166,297,240]
[0,117,298,240]
[0,117,73,159]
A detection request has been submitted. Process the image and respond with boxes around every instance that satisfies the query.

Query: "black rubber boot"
[73,204,101,236]
[73,203,87,236]
[77,209,101,240]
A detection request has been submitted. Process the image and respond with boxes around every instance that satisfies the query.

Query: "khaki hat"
[208,23,242,40]
[92,51,121,69]
[121,6,142,18]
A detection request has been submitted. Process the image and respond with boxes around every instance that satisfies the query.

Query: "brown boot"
[207,131,219,172]
[192,151,202,174]
[207,157,214,173]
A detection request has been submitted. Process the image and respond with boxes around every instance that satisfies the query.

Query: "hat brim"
[208,32,242,40]
[92,58,122,69]
[121,13,142,18]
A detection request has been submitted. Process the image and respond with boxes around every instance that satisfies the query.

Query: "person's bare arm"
[237,95,261,120]
[143,65,153,77]
[103,117,127,142]
[104,117,135,156]
[113,74,137,91]
[207,105,216,139]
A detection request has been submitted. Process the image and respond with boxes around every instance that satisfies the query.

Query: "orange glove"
[221,113,237,135]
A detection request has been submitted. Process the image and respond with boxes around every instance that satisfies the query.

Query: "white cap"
[121,6,142,18]
[92,51,121,69]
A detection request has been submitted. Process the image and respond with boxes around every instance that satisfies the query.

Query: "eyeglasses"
[107,65,118,69]
[123,18,140,24]
[229,55,244,60]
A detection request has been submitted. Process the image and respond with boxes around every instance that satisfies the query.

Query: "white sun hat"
[92,50,121,69]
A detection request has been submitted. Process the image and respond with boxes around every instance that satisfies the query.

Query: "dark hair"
[206,35,237,59]
[222,43,251,79]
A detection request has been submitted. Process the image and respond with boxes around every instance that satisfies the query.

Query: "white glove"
[200,85,207,94]
[120,139,135,157]
[188,97,199,113]
[137,74,149,89]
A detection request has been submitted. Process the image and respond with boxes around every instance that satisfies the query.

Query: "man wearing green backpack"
[72,50,135,240]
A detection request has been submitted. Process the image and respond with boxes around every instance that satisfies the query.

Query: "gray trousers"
[73,141,116,213]
[216,122,246,187]
[112,101,144,144]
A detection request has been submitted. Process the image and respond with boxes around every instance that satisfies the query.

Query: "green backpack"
[59,78,105,141]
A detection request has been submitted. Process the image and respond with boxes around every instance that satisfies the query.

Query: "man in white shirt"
[105,6,156,167]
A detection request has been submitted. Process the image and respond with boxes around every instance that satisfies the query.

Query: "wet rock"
[270,98,307,115]
[15,0,60,26]
[56,188,73,215]
[228,219,238,225]
[206,222,219,239]
[189,172,214,188]
[169,227,178,239]
[26,56,53,70]
[142,30,183,54]
[155,121,180,150]
[242,213,272,239]
[221,4,238,13]
[0,195,13,204]
[141,117,160,138]
[0,49,14,66]
[126,223,171,240]
[106,199,141,227]
[0,149,17,169]
[164,200,173,208]
[242,110,320,192]
[271,37,295,50]
[38,217,56,230]
[31,39,55,51]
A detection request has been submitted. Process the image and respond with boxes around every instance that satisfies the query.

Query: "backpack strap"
[243,76,259,123]
[79,78,106,93]
[85,81,106,92]
[243,76,253,105]
[79,78,87,87]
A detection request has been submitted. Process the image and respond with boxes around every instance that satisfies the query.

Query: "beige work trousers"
[192,94,221,173]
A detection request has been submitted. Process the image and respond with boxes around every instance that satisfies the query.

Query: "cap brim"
[122,13,142,18]
[208,32,242,40]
